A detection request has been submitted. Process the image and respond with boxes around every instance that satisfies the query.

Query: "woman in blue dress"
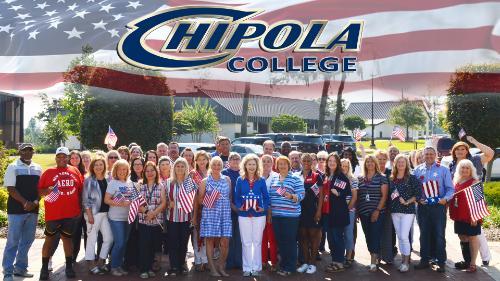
[198,156,233,277]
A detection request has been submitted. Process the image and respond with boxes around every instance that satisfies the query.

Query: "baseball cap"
[55,147,70,155]
[18,143,34,150]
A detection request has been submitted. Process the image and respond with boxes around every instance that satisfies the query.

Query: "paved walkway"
[2,219,500,281]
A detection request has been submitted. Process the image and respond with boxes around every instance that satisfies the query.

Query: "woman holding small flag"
[191,151,210,272]
[449,137,494,269]
[449,159,489,273]
[324,153,351,273]
[357,155,389,272]
[269,156,305,277]
[165,158,196,276]
[389,155,421,273]
[234,154,270,277]
[198,156,233,277]
[297,153,324,274]
[103,159,134,277]
[136,161,166,279]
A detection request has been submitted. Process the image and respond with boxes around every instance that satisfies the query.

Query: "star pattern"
[64,27,84,39]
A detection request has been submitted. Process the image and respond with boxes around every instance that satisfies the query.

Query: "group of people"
[1,134,495,281]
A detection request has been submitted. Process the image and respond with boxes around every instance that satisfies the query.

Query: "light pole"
[370,74,376,149]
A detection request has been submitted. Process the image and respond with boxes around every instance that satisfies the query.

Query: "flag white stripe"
[1,49,497,84]
[146,2,500,41]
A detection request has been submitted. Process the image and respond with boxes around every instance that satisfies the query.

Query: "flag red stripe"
[145,27,499,63]
[167,0,497,22]
[3,71,500,98]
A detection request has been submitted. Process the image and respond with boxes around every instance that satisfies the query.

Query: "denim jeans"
[343,210,356,251]
[226,213,242,269]
[272,217,299,272]
[359,213,384,255]
[2,213,37,275]
[328,227,345,263]
[108,219,131,269]
[417,204,447,264]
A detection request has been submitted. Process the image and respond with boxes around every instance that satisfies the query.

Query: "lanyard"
[145,184,157,204]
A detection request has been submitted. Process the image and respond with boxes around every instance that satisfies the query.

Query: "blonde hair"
[240,154,262,179]
[208,156,224,175]
[81,150,91,159]
[453,159,479,184]
[340,158,354,178]
[317,150,328,160]
[170,157,191,183]
[112,159,130,181]
[362,155,381,177]
[390,154,411,181]
[194,150,210,171]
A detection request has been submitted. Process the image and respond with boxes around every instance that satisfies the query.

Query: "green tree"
[24,118,43,145]
[0,141,13,187]
[271,114,307,133]
[42,114,69,147]
[180,99,219,142]
[388,99,427,140]
[344,115,366,132]
[446,63,500,181]
[60,45,96,141]
[172,111,193,140]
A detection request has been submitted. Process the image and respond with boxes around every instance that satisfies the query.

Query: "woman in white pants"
[389,155,421,273]
[191,151,210,271]
[234,154,270,277]
[82,157,114,274]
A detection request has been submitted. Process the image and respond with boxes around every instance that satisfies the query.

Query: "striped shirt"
[269,172,305,218]
[357,173,388,216]
[166,179,195,223]
[138,183,164,226]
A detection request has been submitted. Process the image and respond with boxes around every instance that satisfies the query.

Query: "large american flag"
[464,182,490,222]
[392,126,406,142]
[0,0,499,102]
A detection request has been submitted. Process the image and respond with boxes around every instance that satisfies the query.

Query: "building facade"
[0,92,24,148]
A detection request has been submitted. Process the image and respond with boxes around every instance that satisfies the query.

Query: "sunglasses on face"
[108,156,119,159]
[318,158,326,161]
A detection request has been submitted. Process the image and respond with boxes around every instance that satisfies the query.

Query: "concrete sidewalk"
[1,219,499,281]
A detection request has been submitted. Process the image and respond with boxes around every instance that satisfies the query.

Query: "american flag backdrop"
[0,0,499,102]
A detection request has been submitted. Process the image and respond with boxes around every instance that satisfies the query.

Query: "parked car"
[322,138,344,154]
[231,144,264,157]
[178,143,217,153]
[290,134,326,153]
[232,136,271,146]
[256,133,295,151]
[323,134,356,152]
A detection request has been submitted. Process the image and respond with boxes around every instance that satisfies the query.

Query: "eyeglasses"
[318,158,326,161]
[108,156,119,159]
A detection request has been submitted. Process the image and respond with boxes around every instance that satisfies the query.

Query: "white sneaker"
[48,259,53,271]
[297,264,309,273]
[399,264,409,273]
[306,265,317,274]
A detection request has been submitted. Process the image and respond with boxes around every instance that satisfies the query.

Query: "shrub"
[484,181,500,206]
[0,210,7,227]
[0,189,7,211]
[38,199,45,227]
[483,204,500,229]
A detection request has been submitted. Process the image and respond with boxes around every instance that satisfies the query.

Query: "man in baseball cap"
[37,147,83,280]
[2,144,42,281]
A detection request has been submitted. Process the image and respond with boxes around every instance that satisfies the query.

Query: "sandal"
[326,263,344,273]
[276,270,292,276]
[368,264,377,272]
[89,266,103,275]
[466,264,477,273]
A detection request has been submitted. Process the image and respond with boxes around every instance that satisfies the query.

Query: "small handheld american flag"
[391,189,400,200]
[310,183,320,196]
[423,180,439,205]
[128,187,146,224]
[354,128,367,142]
[334,179,347,190]
[392,126,406,142]
[464,182,490,221]
[202,184,220,208]
[178,178,196,213]
[104,126,118,147]
[458,128,467,140]
[112,192,125,204]
[276,185,287,197]
[44,182,59,203]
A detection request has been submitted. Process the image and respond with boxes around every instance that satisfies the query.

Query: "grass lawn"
[8,154,56,171]
[358,139,426,154]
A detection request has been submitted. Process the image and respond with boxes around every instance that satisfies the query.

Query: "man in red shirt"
[38,147,83,280]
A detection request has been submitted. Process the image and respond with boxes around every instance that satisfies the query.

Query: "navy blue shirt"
[222,168,240,207]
